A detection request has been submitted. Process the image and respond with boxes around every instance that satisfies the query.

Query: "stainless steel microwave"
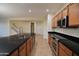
[62,16,69,28]
[57,16,69,28]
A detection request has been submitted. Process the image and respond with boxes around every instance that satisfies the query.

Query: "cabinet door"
[52,16,58,28]
[19,42,26,56]
[59,47,68,56]
[10,50,18,56]
[26,38,31,56]
[59,42,72,56]
[54,16,58,27]
[69,4,79,27]
[30,37,33,52]
[48,34,51,46]
[59,12,62,20]
[52,17,56,28]
[63,7,68,17]
[32,35,34,47]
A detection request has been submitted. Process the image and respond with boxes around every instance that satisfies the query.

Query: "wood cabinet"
[26,38,31,56]
[32,35,35,48]
[19,42,26,56]
[48,34,53,49]
[54,16,58,28]
[10,50,18,56]
[63,7,68,17]
[52,3,79,28]
[59,46,68,56]
[52,15,58,28]
[48,34,51,46]
[10,35,35,56]
[52,17,56,28]
[58,12,62,20]
[69,3,79,27]
[30,37,33,52]
[59,42,72,56]
[48,34,79,56]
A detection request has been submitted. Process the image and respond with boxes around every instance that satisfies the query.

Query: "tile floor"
[31,35,52,56]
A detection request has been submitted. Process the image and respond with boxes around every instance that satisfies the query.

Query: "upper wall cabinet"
[63,7,68,17]
[52,15,58,28]
[52,17,55,28]
[69,4,79,27]
[55,16,58,27]
[59,12,62,20]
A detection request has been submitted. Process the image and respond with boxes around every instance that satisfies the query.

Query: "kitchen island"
[0,33,35,56]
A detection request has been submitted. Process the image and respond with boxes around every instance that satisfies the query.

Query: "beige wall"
[9,16,49,40]
[9,19,48,39]
[0,19,9,37]
[43,14,53,39]
[35,21,44,35]
[10,20,31,35]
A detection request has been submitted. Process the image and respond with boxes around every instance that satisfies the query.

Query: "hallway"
[31,35,52,56]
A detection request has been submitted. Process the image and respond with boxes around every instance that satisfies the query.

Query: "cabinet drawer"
[58,12,62,20]
[59,42,72,55]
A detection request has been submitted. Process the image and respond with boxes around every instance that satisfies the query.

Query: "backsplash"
[54,28,79,38]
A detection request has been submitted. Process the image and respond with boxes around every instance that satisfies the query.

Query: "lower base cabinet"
[26,38,31,56]
[10,35,35,56]
[30,37,33,52]
[19,42,26,56]
[59,42,72,56]
[48,35,51,46]
[48,34,78,56]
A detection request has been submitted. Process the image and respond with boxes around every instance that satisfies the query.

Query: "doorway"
[31,22,34,34]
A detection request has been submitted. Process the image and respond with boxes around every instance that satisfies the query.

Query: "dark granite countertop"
[48,32,79,55]
[0,33,33,56]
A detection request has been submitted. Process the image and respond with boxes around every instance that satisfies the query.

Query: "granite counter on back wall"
[48,31,79,55]
[0,33,33,56]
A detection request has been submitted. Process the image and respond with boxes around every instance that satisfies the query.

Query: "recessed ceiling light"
[46,9,49,12]
[29,9,31,13]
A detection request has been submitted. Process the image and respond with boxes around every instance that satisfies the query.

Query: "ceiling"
[0,3,66,20]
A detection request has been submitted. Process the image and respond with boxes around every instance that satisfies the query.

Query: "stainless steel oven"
[51,36,59,56]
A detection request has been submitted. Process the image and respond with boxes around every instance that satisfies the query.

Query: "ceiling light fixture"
[46,9,49,12]
[29,9,31,13]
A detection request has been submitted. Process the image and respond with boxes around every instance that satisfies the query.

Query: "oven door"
[51,37,58,56]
